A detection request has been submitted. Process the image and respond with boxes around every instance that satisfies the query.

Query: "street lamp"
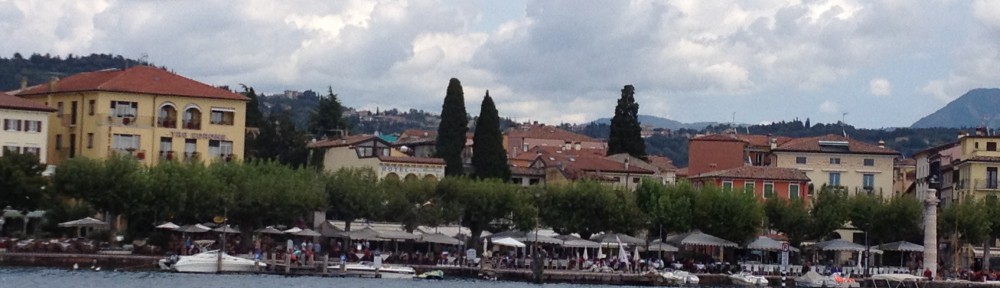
[532,189,543,283]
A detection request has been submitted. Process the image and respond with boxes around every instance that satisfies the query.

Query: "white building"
[0,91,56,162]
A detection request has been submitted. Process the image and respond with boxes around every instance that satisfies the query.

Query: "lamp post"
[532,189,543,283]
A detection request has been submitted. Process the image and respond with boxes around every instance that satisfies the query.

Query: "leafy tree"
[323,167,382,233]
[256,110,310,166]
[50,155,149,232]
[809,187,850,240]
[381,178,443,232]
[0,152,48,210]
[873,195,922,244]
[635,180,694,241]
[308,87,349,138]
[436,78,469,176]
[940,197,991,255]
[984,194,1000,270]
[438,178,534,253]
[471,91,511,180]
[607,84,646,159]
[145,161,222,226]
[539,181,620,240]
[764,197,811,246]
[692,185,763,244]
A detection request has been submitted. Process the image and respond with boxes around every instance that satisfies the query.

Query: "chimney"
[563,141,571,151]
[47,76,59,92]
[977,127,986,136]
[574,141,581,151]
[768,134,777,149]
[878,140,885,149]
[624,157,630,170]
[20,77,27,90]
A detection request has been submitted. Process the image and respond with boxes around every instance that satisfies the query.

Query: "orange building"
[689,166,812,203]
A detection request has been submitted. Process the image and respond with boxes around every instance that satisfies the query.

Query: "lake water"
[0,267,646,288]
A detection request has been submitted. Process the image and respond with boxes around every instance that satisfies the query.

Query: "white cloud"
[869,78,891,97]
[819,100,839,114]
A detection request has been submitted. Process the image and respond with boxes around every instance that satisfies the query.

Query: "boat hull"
[162,251,265,273]
[328,263,416,279]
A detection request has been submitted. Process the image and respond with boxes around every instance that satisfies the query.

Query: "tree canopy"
[436,78,469,176]
[0,152,48,210]
[607,84,646,159]
[471,91,511,180]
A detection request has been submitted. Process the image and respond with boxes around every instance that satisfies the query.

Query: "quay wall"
[0,252,160,270]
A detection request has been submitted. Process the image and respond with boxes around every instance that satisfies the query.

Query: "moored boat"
[327,262,416,279]
[729,272,769,286]
[159,250,266,273]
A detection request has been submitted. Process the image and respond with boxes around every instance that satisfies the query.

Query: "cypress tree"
[308,86,349,138]
[436,78,469,176]
[607,84,646,159]
[472,91,511,180]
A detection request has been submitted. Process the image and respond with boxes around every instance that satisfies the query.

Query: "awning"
[746,236,800,252]
[25,210,46,218]
[253,226,284,234]
[666,230,738,248]
[644,240,679,252]
[377,230,420,241]
[555,235,602,248]
[2,209,24,218]
[419,233,462,245]
[212,224,240,234]
[348,227,381,241]
[493,237,526,248]
[590,233,646,246]
[491,230,562,245]
[877,241,924,252]
[176,224,211,233]
[155,222,180,230]
[58,217,109,228]
[815,239,883,254]
[290,228,322,237]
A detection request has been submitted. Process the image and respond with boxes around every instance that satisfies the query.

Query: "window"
[209,140,234,158]
[795,156,807,164]
[55,134,62,150]
[989,167,999,189]
[864,158,875,166]
[863,174,875,189]
[829,172,841,186]
[529,178,540,185]
[989,142,998,152]
[185,139,197,155]
[23,147,39,155]
[70,101,77,125]
[744,182,756,194]
[722,181,733,192]
[3,119,21,131]
[160,137,173,153]
[57,102,64,117]
[764,182,775,198]
[3,145,19,155]
[789,184,800,199]
[210,108,235,125]
[88,100,95,116]
[86,133,94,149]
[183,108,202,129]
[632,177,640,184]
[111,134,140,152]
[24,120,41,132]
[111,101,138,118]
[829,158,841,164]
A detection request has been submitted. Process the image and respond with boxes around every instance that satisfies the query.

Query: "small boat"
[796,271,842,288]
[416,270,445,280]
[328,262,416,279]
[730,272,769,286]
[659,270,700,285]
[158,250,265,273]
[870,273,926,288]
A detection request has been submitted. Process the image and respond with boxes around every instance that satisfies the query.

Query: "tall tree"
[308,87,349,138]
[242,85,266,160]
[471,91,511,180]
[256,110,310,167]
[607,84,646,159]
[691,185,763,244]
[809,186,850,240]
[436,78,469,176]
[763,197,811,246]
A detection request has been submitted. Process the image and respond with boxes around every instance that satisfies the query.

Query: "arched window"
[183,106,202,130]
[158,103,178,128]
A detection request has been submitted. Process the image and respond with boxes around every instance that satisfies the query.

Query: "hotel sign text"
[171,132,227,140]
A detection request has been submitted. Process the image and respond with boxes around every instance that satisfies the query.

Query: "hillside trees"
[436,78,469,176]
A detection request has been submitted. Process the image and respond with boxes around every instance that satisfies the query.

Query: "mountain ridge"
[912,88,1000,128]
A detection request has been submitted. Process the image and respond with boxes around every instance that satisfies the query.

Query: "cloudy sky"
[2,0,999,128]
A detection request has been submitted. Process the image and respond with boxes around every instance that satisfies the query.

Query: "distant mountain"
[594,114,718,130]
[912,88,1000,128]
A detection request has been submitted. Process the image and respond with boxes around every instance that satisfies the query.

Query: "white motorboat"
[158,250,265,273]
[659,270,700,285]
[730,272,769,286]
[796,271,841,288]
[328,262,416,279]
[870,273,926,288]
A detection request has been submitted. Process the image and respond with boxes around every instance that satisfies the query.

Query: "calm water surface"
[0,267,646,288]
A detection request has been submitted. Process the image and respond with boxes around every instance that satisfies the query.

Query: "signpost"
[781,242,790,273]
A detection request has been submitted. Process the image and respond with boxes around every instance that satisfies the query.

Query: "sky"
[2,0,999,129]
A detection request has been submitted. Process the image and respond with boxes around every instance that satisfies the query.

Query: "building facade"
[689,166,811,203]
[771,135,898,198]
[0,91,56,162]
[308,134,445,181]
[16,66,249,165]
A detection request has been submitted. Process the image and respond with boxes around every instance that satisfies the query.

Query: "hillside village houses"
[0,91,56,163]
[13,66,249,166]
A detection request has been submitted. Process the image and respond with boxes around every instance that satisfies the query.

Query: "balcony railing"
[182,121,201,130]
[974,179,1000,190]
[159,150,176,162]
[157,118,178,129]
[97,114,154,128]
[854,186,884,197]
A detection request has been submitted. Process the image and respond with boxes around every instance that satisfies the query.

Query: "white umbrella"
[282,227,302,234]
[155,222,180,230]
[291,228,322,237]
[212,224,240,234]
[254,226,284,234]
[583,247,589,259]
[492,237,526,248]
[176,224,211,233]
[58,217,108,228]
[633,245,640,262]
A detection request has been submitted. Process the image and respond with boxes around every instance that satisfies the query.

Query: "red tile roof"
[537,153,655,180]
[307,135,382,148]
[691,133,792,147]
[690,166,810,181]
[17,66,249,101]
[647,155,678,171]
[773,134,898,155]
[506,124,599,142]
[377,156,445,165]
[0,91,56,112]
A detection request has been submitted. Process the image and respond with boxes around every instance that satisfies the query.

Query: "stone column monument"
[923,189,938,280]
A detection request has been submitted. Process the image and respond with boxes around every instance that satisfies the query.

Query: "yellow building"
[771,134,899,198]
[0,91,56,163]
[308,134,446,181]
[16,66,248,165]
[950,133,1000,201]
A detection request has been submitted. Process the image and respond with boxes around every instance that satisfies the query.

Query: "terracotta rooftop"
[895,158,916,166]
[773,134,898,155]
[507,124,599,143]
[0,91,56,112]
[511,166,544,176]
[960,156,1000,163]
[690,166,810,181]
[377,156,445,165]
[691,133,792,147]
[536,153,655,180]
[307,135,381,149]
[17,66,249,101]
[647,155,678,171]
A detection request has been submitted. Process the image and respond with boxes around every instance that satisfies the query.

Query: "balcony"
[854,186,884,197]
[157,118,178,129]
[182,121,201,130]
[974,179,1000,191]
[159,150,176,162]
[98,114,154,128]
